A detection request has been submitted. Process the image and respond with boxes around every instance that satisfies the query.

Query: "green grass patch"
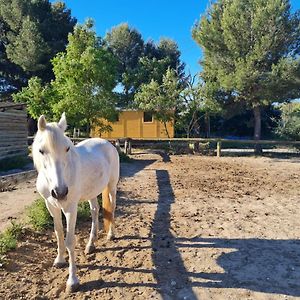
[26,198,53,231]
[27,197,103,231]
[0,156,31,172]
[0,222,23,266]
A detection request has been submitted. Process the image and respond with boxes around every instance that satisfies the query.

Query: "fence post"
[128,139,132,155]
[124,139,128,154]
[217,141,222,157]
[115,139,121,153]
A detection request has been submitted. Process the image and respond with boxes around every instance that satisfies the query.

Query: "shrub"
[0,222,23,265]
[27,197,102,230]
[119,151,132,162]
[27,198,53,231]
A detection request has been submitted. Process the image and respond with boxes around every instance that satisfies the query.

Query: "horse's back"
[76,138,119,183]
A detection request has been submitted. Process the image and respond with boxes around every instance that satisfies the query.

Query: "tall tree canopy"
[134,68,181,138]
[14,21,118,132]
[0,0,76,93]
[193,0,300,152]
[105,23,185,108]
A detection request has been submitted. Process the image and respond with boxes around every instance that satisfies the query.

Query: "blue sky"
[60,0,300,77]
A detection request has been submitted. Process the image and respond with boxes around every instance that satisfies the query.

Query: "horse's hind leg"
[102,185,117,240]
[85,197,99,254]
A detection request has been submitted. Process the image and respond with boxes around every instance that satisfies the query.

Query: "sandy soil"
[0,179,36,232]
[1,152,300,299]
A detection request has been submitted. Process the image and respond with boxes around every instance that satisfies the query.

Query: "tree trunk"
[205,112,210,138]
[253,106,262,155]
[163,121,170,139]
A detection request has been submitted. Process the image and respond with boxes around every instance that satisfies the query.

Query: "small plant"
[0,222,23,266]
[77,201,91,222]
[27,197,103,230]
[27,198,53,231]
[119,151,132,162]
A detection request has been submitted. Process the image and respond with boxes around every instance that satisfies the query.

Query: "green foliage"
[135,68,181,137]
[13,77,55,119]
[26,197,102,231]
[0,222,23,262]
[105,23,185,107]
[119,151,132,163]
[6,16,49,72]
[27,198,53,231]
[50,21,118,130]
[14,20,119,132]
[0,0,76,91]
[275,103,300,140]
[193,0,300,140]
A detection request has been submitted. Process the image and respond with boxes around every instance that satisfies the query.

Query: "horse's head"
[32,113,74,201]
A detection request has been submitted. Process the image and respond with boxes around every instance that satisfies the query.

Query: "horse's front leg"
[45,201,66,267]
[63,204,80,293]
[85,197,99,254]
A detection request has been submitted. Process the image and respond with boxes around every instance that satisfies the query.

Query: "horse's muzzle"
[51,186,68,200]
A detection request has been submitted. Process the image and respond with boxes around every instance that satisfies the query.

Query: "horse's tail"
[102,186,113,233]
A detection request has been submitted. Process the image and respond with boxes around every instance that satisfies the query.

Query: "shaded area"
[175,237,300,297]
[151,169,197,299]
[120,159,156,178]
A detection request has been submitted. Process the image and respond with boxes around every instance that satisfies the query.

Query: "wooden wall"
[92,110,174,139]
[0,105,28,161]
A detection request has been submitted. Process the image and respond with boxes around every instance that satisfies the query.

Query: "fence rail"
[28,136,300,157]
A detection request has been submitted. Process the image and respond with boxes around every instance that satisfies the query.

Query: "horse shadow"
[80,168,300,298]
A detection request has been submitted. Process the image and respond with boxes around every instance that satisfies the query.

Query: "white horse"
[32,113,119,293]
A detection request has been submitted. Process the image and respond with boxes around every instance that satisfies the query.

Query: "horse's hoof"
[53,261,68,268]
[66,282,80,294]
[85,244,96,254]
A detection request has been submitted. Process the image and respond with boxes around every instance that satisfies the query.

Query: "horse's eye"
[39,149,44,155]
[66,146,70,152]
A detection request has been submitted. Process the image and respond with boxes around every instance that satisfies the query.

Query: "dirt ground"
[1,151,300,299]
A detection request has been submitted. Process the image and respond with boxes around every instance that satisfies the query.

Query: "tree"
[105,24,186,108]
[193,0,300,153]
[176,75,222,138]
[13,76,55,119]
[14,21,118,133]
[0,0,76,93]
[134,68,181,138]
[275,102,300,140]
[105,23,144,106]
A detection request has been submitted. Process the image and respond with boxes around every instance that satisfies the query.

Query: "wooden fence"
[28,136,300,157]
[0,103,28,161]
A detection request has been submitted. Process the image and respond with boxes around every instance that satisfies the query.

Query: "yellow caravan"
[92,110,174,139]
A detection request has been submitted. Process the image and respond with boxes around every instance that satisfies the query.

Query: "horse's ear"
[38,115,47,131]
[58,112,67,132]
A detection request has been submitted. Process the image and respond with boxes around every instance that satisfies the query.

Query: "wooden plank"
[0,102,26,109]
[0,141,27,149]
[0,110,27,117]
[0,135,27,141]
[0,148,28,157]
[0,125,27,130]
[0,145,27,153]
[0,151,28,161]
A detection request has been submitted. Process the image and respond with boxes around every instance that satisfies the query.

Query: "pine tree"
[193,0,300,152]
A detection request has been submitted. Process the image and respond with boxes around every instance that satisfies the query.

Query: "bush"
[0,222,23,265]
[27,198,53,231]
[119,151,132,162]
[27,197,102,230]
[275,103,300,140]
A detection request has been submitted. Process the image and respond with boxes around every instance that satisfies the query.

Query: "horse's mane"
[32,122,73,172]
